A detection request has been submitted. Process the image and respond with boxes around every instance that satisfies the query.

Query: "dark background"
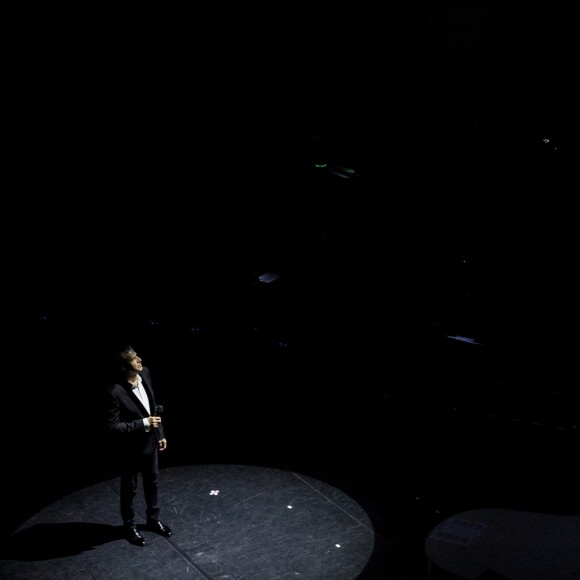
[5,2,576,565]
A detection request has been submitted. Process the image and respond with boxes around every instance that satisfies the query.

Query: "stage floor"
[2,464,386,579]
[2,392,578,580]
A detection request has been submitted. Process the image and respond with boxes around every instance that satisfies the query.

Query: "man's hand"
[148,416,162,429]
[158,438,167,451]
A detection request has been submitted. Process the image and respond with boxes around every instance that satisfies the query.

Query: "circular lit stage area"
[0,464,385,579]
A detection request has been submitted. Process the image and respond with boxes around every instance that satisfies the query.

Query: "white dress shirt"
[131,375,151,429]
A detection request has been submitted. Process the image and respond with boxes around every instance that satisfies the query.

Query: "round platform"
[1,463,377,579]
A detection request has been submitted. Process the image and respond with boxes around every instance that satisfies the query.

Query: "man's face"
[127,351,143,372]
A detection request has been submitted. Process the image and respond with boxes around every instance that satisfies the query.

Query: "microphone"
[153,404,164,443]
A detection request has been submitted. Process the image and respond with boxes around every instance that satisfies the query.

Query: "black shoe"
[126,527,146,546]
[147,520,172,537]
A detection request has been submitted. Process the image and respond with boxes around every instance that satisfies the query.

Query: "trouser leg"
[143,451,160,522]
[120,469,139,528]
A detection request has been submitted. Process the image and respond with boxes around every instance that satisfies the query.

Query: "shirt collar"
[130,375,142,390]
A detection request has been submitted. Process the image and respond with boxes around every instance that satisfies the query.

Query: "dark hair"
[116,345,136,371]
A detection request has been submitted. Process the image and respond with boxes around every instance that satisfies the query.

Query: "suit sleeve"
[105,385,147,435]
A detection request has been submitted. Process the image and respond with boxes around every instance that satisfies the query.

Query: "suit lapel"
[123,382,150,417]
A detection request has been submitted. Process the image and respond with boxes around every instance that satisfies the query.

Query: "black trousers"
[120,445,159,528]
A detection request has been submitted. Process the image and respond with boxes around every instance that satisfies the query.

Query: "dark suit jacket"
[105,366,165,455]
